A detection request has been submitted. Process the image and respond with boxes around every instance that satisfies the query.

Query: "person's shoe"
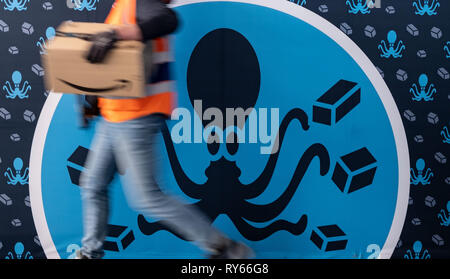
[75,250,91,259]
[209,240,255,259]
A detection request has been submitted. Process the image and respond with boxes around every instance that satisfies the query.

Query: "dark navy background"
[0,0,448,259]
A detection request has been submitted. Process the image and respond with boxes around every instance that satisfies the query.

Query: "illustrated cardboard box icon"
[313,80,361,126]
[42,21,149,98]
[310,225,348,252]
[332,147,377,194]
[67,145,125,187]
[104,224,135,252]
[67,145,90,186]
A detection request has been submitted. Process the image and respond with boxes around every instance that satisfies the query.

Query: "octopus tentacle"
[137,214,191,240]
[6,252,14,259]
[161,122,205,199]
[413,1,424,11]
[16,0,28,10]
[425,85,436,100]
[346,0,356,10]
[24,252,33,259]
[410,84,421,100]
[230,214,307,241]
[394,41,405,54]
[404,250,413,259]
[19,85,31,98]
[137,199,209,240]
[5,0,15,8]
[3,81,14,94]
[4,168,15,181]
[431,0,440,13]
[20,80,31,94]
[441,127,450,143]
[422,168,433,183]
[378,41,389,57]
[410,168,418,184]
[241,143,330,222]
[242,108,309,199]
[88,0,98,9]
[20,167,29,182]
[438,209,448,224]
[360,4,371,14]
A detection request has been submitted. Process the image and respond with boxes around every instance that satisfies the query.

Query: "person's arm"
[115,0,178,41]
[114,24,143,41]
[87,0,178,63]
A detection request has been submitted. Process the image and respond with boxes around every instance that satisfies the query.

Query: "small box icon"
[313,80,361,126]
[332,147,377,194]
[310,225,348,252]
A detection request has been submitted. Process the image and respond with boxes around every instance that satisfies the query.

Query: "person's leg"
[79,119,117,259]
[113,114,229,253]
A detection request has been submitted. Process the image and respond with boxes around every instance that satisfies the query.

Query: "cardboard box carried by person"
[42,21,151,98]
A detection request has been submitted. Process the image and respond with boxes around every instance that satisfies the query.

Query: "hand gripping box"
[42,21,149,98]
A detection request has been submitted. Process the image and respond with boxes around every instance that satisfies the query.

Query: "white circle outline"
[30,0,410,259]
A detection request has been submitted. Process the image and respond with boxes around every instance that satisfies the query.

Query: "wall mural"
[0,0,448,259]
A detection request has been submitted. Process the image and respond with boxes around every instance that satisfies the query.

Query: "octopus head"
[418,74,428,87]
[46,27,56,40]
[12,71,22,87]
[387,30,397,44]
[415,158,425,171]
[413,240,423,255]
[14,242,24,259]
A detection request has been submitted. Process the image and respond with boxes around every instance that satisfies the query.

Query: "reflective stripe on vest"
[98,0,175,122]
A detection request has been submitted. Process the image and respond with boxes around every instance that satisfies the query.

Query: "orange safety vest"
[98,0,175,122]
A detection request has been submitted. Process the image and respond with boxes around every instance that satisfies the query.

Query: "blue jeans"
[80,114,225,259]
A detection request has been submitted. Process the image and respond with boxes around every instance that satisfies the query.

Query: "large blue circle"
[41,2,399,259]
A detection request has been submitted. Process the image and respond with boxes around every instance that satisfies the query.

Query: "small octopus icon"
[413,0,440,16]
[346,0,371,14]
[441,126,450,144]
[1,0,30,11]
[2,70,31,99]
[71,0,99,11]
[289,0,306,6]
[410,158,433,186]
[378,30,406,58]
[37,27,56,55]
[404,241,431,259]
[4,157,29,185]
[444,42,450,58]
[410,74,436,102]
[5,242,33,259]
[438,201,450,226]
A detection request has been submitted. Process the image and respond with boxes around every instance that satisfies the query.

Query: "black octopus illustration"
[138,110,330,241]
[137,28,331,241]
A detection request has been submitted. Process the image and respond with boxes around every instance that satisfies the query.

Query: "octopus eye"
[207,130,220,155]
[226,132,239,155]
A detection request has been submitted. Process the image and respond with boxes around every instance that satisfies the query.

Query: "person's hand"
[86,30,117,63]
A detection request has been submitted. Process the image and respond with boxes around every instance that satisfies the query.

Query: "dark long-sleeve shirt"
[136,0,179,42]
